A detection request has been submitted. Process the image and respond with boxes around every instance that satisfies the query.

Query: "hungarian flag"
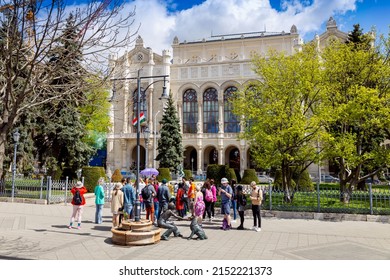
[132,112,146,126]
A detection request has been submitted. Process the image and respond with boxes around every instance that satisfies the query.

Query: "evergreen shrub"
[240,169,259,184]
[111,169,123,182]
[184,169,192,179]
[157,168,172,181]
[82,166,105,193]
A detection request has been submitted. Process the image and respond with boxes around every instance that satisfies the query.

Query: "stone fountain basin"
[111,219,161,246]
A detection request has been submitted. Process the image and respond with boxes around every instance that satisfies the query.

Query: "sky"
[106,0,389,55]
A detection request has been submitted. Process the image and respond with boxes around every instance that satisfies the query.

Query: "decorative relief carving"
[211,66,218,77]
[201,67,208,78]
[171,68,178,79]
[223,65,239,76]
[243,63,253,76]
[191,67,198,79]
[181,68,188,79]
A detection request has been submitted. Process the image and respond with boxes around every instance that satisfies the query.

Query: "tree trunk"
[0,131,6,180]
[282,161,293,203]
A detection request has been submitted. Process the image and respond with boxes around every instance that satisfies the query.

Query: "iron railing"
[0,176,84,204]
[241,183,390,215]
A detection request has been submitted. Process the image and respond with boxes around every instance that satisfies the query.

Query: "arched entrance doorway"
[184,146,197,174]
[131,146,146,170]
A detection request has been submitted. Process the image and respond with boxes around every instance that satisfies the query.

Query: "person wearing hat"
[157,178,171,220]
[69,181,87,229]
[218,177,233,230]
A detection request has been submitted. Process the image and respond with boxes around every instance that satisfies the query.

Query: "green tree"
[156,93,183,173]
[0,0,136,179]
[321,37,390,203]
[346,24,373,51]
[232,44,326,202]
[32,14,94,176]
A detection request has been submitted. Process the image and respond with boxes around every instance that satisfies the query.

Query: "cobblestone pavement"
[0,201,389,260]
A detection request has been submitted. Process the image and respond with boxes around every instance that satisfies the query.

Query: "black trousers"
[251,204,261,228]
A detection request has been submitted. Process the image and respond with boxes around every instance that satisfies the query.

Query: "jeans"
[231,199,237,220]
[124,203,133,218]
[95,204,103,224]
[154,201,159,221]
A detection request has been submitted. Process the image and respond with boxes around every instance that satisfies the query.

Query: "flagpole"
[134,69,141,222]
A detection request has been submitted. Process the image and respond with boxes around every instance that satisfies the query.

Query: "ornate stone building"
[107,18,348,178]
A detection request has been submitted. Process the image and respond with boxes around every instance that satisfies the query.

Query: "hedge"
[82,166,106,193]
[157,168,172,181]
[240,169,259,184]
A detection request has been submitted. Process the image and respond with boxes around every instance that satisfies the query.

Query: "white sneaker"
[252,226,257,231]
[256,227,262,232]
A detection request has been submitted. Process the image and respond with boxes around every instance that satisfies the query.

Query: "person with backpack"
[235,185,247,230]
[68,181,87,229]
[141,180,157,224]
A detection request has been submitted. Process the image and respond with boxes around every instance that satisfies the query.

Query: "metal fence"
[2,177,389,215]
[243,183,390,215]
[0,176,84,204]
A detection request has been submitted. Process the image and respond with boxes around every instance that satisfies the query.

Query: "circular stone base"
[121,219,153,232]
[111,226,161,246]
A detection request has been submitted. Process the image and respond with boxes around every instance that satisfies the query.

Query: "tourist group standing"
[69,175,263,233]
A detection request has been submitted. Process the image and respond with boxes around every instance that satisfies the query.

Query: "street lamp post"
[153,110,161,169]
[112,70,169,222]
[11,129,20,202]
[143,126,150,168]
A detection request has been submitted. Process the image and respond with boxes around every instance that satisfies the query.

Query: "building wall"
[107,18,348,178]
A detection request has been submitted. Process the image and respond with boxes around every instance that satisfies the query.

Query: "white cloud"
[117,0,358,55]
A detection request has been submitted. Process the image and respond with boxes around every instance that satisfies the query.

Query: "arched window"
[133,87,147,124]
[203,88,218,133]
[224,86,239,133]
[183,89,198,133]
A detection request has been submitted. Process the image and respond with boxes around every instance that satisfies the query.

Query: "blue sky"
[68,0,389,55]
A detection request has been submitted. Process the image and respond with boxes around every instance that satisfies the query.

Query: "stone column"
[218,100,224,134]
[218,145,224,165]
[120,138,127,169]
[197,100,203,134]
[177,101,183,133]
[197,147,203,175]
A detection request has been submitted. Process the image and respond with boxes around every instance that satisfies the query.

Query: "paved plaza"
[0,198,389,260]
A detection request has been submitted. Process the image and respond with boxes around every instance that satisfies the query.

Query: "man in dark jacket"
[157,178,171,219]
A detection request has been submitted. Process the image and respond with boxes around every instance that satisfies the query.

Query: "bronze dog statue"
[187,216,207,240]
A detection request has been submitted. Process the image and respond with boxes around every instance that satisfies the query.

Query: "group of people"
[174,176,263,232]
[67,176,263,234]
